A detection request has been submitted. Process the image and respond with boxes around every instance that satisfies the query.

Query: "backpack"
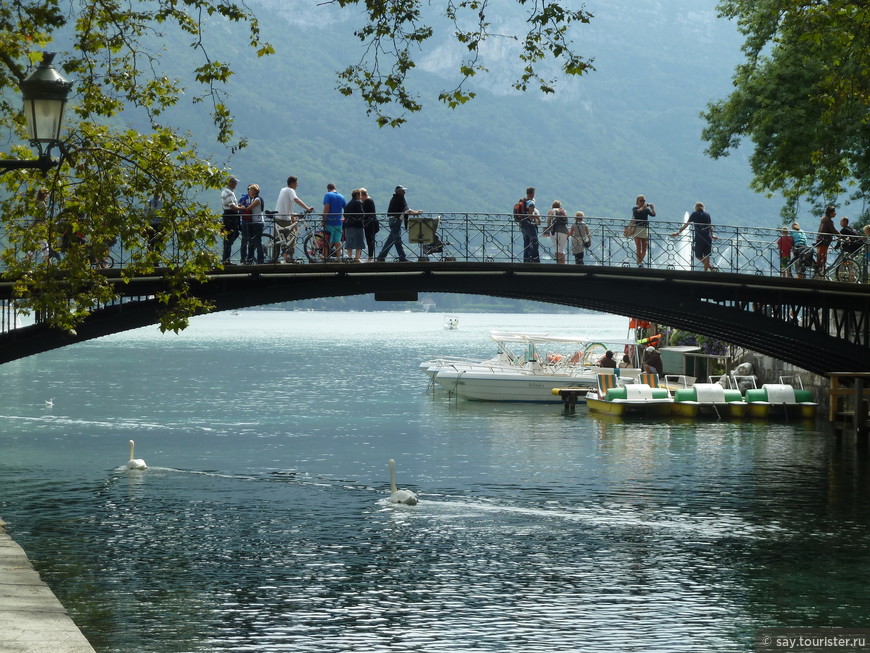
[513,198,528,222]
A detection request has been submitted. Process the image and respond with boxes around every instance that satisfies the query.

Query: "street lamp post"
[0,53,73,175]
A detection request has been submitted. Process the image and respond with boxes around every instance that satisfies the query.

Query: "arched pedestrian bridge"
[1,213,869,373]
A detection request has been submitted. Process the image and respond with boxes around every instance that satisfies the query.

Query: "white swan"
[127,439,147,470]
[44,398,53,408]
[388,458,417,505]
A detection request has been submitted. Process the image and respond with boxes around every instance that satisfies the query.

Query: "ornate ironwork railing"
[1,211,867,281]
[385,213,867,282]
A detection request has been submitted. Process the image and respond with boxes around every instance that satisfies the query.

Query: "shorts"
[551,232,568,253]
[343,225,365,249]
[694,238,712,259]
[325,224,343,244]
[633,225,649,240]
[780,255,790,269]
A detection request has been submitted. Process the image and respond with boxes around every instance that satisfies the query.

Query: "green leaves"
[703,0,870,220]
[0,0,269,332]
[333,0,594,127]
[1,0,598,335]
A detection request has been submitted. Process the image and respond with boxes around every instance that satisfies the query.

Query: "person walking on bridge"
[670,201,717,271]
[545,200,569,264]
[776,227,793,277]
[360,188,378,261]
[377,185,421,262]
[838,216,862,256]
[789,222,811,278]
[814,205,838,274]
[569,212,591,264]
[221,176,244,265]
[322,183,347,260]
[631,195,655,267]
[343,189,366,262]
[241,184,265,264]
[516,187,540,263]
[274,176,314,263]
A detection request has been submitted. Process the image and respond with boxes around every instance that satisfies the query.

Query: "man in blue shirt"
[321,183,346,260]
[518,186,540,263]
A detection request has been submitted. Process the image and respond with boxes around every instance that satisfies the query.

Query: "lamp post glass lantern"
[1,52,72,173]
[22,53,72,146]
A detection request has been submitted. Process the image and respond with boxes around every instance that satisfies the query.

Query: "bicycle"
[301,219,332,263]
[91,252,115,269]
[51,232,116,269]
[261,208,314,263]
[824,246,862,282]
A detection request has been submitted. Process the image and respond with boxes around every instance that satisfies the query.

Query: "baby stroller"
[422,236,446,256]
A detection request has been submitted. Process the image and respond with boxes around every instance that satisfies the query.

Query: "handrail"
[1,212,866,282]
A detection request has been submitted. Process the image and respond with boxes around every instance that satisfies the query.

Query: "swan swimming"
[388,458,417,505]
[44,398,53,408]
[127,439,147,470]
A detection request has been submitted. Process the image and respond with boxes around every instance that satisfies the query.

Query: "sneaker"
[376,258,386,262]
[223,261,236,266]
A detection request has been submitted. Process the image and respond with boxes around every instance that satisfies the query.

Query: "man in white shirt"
[221,176,243,264]
[274,176,314,263]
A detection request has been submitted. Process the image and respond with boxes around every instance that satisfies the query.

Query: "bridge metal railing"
[1,212,867,281]
[390,213,868,282]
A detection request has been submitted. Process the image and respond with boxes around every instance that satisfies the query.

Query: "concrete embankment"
[0,517,96,653]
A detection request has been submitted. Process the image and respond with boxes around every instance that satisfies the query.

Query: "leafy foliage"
[701,0,870,222]
[330,0,594,127]
[669,328,728,356]
[1,0,274,332]
[2,0,595,332]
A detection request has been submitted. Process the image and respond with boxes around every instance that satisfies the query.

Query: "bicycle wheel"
[303,231,329,263]
[92,255,114,269]
[259,233,277,263]
[835,259,858,283]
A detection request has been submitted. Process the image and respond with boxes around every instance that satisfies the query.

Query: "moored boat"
[585,373,673,416]
[419,332,542,381]
[744,383,817,419]
[429,332,642,403]
[671,383,748,419]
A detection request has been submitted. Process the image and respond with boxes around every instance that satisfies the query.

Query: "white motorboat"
[419,331,547,381]
[428,332,641,403]
[443,315,460,330]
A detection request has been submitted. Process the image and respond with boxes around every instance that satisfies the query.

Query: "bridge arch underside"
[2,264,870,374]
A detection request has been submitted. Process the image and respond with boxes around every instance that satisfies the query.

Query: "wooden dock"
[827,372,870,440]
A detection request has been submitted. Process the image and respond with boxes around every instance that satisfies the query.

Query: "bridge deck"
[2,260,869,374]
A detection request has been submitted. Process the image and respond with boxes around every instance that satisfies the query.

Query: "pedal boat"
[585,373,672,417]
[671,383,748,419]
[743,383,818,419]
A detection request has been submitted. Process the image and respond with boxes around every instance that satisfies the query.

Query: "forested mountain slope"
[171,0,781,226]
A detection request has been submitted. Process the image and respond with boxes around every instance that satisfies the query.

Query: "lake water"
[1,310,869,653]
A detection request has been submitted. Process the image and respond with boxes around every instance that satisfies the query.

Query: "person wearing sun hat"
[376,185,422,262]
[642,346,664,377]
